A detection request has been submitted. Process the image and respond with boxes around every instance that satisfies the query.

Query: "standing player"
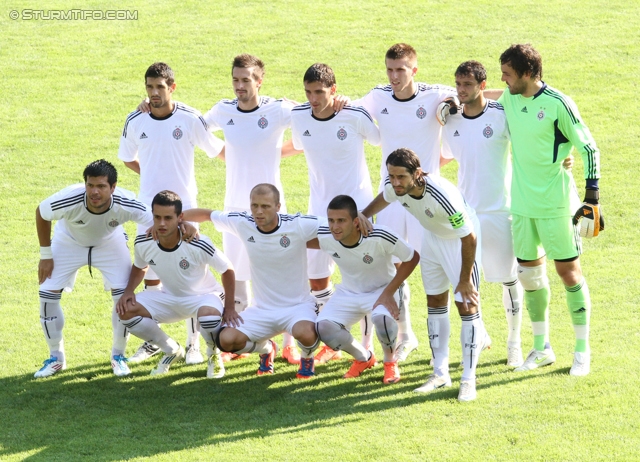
[354,43,459,360]
[309,195,420,383]
[182,184,320,379]
[498,44,602,376]
[35,160,153,378]
[119,62,224,365]
[361,148,488,402]
[290,63,381,363]
[116,191,237,378]
[439,60,525,367]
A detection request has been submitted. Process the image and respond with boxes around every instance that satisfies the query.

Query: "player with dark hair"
[498,44,602,376]
[308,195,420,383]
[119,62,224,366]
[361,148,488,401]
[35,160,153,378]
[116,191,237,378]
[290,62,381,364]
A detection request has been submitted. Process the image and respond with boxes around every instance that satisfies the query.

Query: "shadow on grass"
[1,354,555,461]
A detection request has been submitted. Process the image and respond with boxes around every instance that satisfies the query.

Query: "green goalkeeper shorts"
[512,214,582,261]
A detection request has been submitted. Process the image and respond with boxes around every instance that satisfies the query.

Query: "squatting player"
[182,184,320,379]
[119,62,224,365]
[498,44,602,376]
[116,191,237,378]
[361,148,489,402]
[290,63,381,363]
[308,195,419,384]
[35,160,153,378]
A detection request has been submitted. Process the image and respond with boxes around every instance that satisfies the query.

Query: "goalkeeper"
[495,44,602,376]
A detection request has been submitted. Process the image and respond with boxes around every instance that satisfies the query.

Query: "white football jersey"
[133,234,228,297]
[290,103,380,213]
[118,101,224,207]
[442,101,511,214]
[203,96,293,210]
[210,211,318,309]
[355,83,457,180]
[39,184,152,247]
[383,175,475,240]
[318,224,414,293]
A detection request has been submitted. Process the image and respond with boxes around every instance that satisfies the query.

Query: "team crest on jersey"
[537,110,545,121]
[280,235,291,248]
[337,127,347,140]
[416,106,427,119]
[362,254,373,264]
[483,125,494,139]
[108,219,120,227]
[179,258,190,270]
[257,116,268,129]
[173,127,183,140]
[425,208,434,218]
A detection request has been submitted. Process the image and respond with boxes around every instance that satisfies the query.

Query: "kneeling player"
[116,191,237,378]
[182,184,320,379]
[309,195,419,383]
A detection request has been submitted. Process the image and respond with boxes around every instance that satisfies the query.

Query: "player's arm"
[36,206,54,284]
[123,160,140,174]
[116,264,148,315]
[306,237,320,250]
[454,232,479,311]
[374,250,420,319]
[281,139,304,157]
[220,268,242,327]
[182,208,215,223]
[483,89,503,100]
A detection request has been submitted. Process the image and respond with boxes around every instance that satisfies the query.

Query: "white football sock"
[198,315,222,351]
[397,282,416,342]
[461,312,483,381]
[503,280,523,346]
[373,314,398,362]
[317,320,368,361]
[235,339,272,355]
[360,313,374,351]
[427,306,450,377]
[297,337,320,358]
[111,289,128,357]
[39,291,65,362]
[122,316,179,354]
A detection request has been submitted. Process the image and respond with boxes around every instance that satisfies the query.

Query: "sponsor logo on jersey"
[332,252,340,258]
[280,235,291,248]
[108,219,120,227]
[521,107,528,113]
[75,220,85,224]
[425,208,434,218]
[257,116,268,129]
[148,259,156,266]
[362,254,373,264]
[227,119,234,125]
[336,127,347,140]
[483,125,494,138]
[179,258,190,270]
[247,236,255,243]
[303,130,311,137]
[173,127,183,140]
[416,106,427,119]
[381,108,389,114]
[453,130,460,137]
[140,132,148,139]
[537,110,545,120]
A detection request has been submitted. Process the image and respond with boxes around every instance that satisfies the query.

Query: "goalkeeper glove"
[436,96,460,126]
[572,189,605,238]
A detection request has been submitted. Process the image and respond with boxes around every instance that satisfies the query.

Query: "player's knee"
[517,264,549,291]
[196,306,221,317]
[292,321,317,344]
[316,320,340,343]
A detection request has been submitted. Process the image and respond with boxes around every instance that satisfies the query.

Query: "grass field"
[1,0,640,460]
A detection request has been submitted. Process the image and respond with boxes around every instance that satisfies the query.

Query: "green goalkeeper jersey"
[498,83,600,218]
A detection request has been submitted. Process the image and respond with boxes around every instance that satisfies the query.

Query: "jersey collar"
[84,193,114,215]
[532,82,547,100]
[149,102,178,121]
[392,86,419,102]
[256,214,282,234]
[339,232,364,249]
[461,101,489,120]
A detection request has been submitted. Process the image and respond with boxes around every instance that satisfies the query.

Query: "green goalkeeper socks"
[566,279,591,353]
[525,286,550,351]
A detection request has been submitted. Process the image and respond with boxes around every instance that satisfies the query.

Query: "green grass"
[1,0,639,460]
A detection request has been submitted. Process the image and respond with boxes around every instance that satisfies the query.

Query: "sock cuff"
[39,290,61,301]
[565,278,586,292]
[428,306,448,316]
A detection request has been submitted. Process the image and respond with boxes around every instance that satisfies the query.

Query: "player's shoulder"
[187,234,218,257]
[174,101,203,116]
[540,84,578,113]
[487,100,505,111]
[281,212,318,222]
[291,102,311,113]
[341,104,374,122]
[112,188,147,211]
[224,210,254,223]
[366,224,400,245]
[134,233,155,247]
[318,224,332,236]
[417,82,456,93]
[370,84,393,94]
[122,110,145,136]
[45,184,85,209]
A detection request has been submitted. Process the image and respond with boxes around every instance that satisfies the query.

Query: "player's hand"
[356,212,373,236]
[280,96,301,106]
[146,225,160,241]
[179,222,200,242]
[373,292,400,320]
[223,307,243,328]
[572,189,605,238]
[436,96,460,126]
[38,259,54,284]
[137,98,151,113]
[562,154,574,171]
[454,279,479,312]
[333,94,351,112]
[116,292,136,315]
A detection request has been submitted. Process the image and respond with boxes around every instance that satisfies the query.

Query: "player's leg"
[372,296,401,384]
[290,319,320,379]
[502,279,524,366]
[195,297,225,379]
[36,289,66,378]
[512,215,555,372]
[110,288,131,376]
[118,291,185,375]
